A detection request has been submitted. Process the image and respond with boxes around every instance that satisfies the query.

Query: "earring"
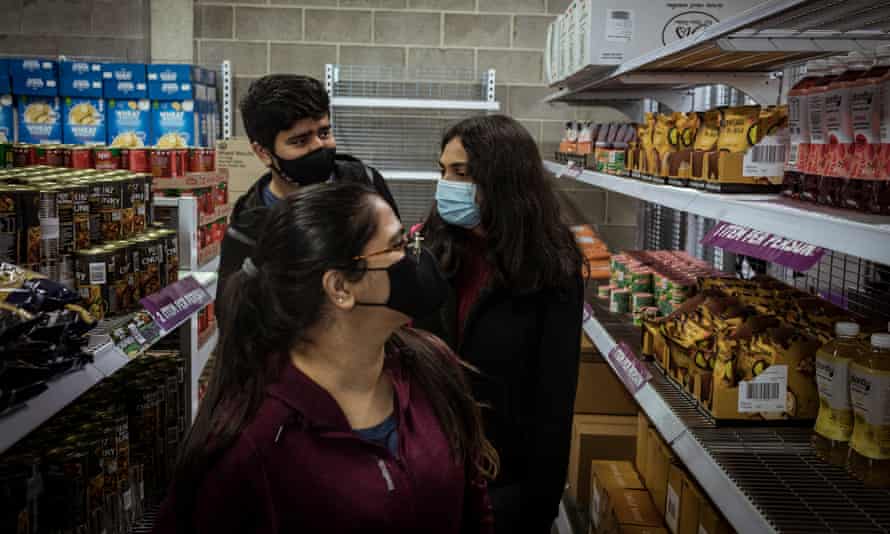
[338,296,344,303]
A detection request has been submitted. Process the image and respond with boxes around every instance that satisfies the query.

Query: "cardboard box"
[603,489,663,533]
[581,331,597,355]
[103,63,148,99]
[11,59,58,96]
[107,99,151,147]
[575,354,638,416]
[17,96,61,144]
[645,428,673,518]
[151,100,196,147]
[679,472,703,534]
[704,135,786,194]
[698,499,733,534]
[147,64,197,100]
[590,460,645,530]
[0,95,14,143]
[615,527,670,534]
[62,97,106,145]
[665,465,684,534]
[568,414,638,513]
[635,413,649,483]
[59,61,103,97]
[215,137,267,197]
[0,60,10,95]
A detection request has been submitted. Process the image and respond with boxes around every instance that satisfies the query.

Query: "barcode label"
[739,364,788,413]
[89,262,106,284]
[745,382,780,400]
[666,485,680,533]
[751,145,787,163]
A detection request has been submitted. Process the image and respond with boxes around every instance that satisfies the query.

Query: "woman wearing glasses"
[416,115,585,534]
[154,182,498,533]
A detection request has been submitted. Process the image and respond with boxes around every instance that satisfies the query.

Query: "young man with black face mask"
[216,74,399,317]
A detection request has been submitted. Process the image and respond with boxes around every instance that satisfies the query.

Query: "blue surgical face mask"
[435,179,481,229]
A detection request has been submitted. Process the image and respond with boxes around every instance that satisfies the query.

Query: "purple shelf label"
[607,341,652,395]
[701,221,825,272]
[583,301,593,322]
[139,275,211,332]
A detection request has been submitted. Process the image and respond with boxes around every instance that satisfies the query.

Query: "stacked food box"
[0,58,219,149]
[571,224,611,280]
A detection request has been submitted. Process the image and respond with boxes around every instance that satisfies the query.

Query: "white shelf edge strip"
[331,96,500,111]
[545,161,890,266]
[582,311,774,534]
[0,272,218,455]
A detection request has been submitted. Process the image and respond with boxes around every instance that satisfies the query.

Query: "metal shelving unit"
[0,271,218,454]
[544,161,890,267]
[548,0,890,106]
[583,300,890,534]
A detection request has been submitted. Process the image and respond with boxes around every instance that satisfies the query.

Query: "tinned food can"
[36,184,62,281]
[94,147,122,171]
[99,178,125,243]
[157,229,179,286]
[68,146,94,169]
[188,148,215,173]
[108,241,138,312]
[134,174,152,233]
[150,149,174,178]
[46,145,66,167]
[132,236,162,300]
[41,446,90,532]
[173,149,189,177]
[122,148,151,173]
[12,144,35,167]
[34,145,48,166]
[0,143,12,168]
[75,246,116,319]
[119,176,137,238]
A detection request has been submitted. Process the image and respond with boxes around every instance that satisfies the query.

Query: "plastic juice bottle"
[849,333,890,488]
[802,60,836,203]
[784,59,828,199]
[817,57,866,206]
[813,322,863,466]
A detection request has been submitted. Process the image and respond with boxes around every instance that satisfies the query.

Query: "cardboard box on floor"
[636,413,650,484]
[575,352,638,416]
[679,472,703,534]
[600,489,664,534]
[589,461,645,531]
[698,498,734,534]
[615,526,670,534]
[568,415,637,514]
[645,427,675,518]
[665,465,684,534]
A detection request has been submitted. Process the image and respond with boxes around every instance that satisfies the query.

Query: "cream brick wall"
[194,0,639,245]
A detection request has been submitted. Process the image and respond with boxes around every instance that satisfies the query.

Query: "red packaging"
[215,181,228,208]
[68,147,93,169]
[197,187,214,216]
[34,145,48,165]
[127,148,151,173]
[198,225,208,249]
[13,144,35,167]
[94,147,121,170]
[151,149,174,178]
[202,149,216,172]
[212,222,224,243]
[46,146,65,167]
[174,149,189,176]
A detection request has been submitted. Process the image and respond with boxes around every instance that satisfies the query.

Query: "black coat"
[416,269,583,534]
[215,155,399,319]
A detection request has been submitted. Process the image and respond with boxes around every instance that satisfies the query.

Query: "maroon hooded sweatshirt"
[153,352,494,534]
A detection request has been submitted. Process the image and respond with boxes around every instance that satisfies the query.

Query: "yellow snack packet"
[717,105,761,152]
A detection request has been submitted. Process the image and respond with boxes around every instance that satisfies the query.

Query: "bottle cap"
[836,322,860,337]
[872,333,890,350]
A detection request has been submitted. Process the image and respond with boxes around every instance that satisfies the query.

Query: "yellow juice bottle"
[813,322,862,466]
[849,334,890,487]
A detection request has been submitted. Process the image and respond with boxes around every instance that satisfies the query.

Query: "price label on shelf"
[557,161,583,179]
[583,302,593,323]
[140,275,211,332]
[701,221,824,272]
[606,341,652,395]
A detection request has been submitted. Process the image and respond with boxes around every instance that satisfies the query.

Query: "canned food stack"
[0,143,216,176]
[602,251,724,324]
[0,351,187,534]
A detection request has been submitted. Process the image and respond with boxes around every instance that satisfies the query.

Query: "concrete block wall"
[0,0,149,61]
[193,0,638,247]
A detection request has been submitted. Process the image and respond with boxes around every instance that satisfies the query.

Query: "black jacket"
[416,271,583,534]
[215,154,399,317]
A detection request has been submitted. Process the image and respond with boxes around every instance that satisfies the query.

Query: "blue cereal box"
[107,99,151,147]
[11,59,58,96]
[150,100,195,147]
[0,95,14,142]
[62,97,106,145]
[0,60,10,95]
[18,96,62,144]
[102,63,147,99]
[147,64,195,100]
[60,61,103,97]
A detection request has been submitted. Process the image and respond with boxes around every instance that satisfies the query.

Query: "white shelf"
[330,96,500,111]
[582,311,773,534]
[0,272,218,455]
[545,161,890,266]
[548,0,890,104]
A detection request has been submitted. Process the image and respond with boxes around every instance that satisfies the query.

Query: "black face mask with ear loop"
[355,247,448,320]
[269,146,336,186]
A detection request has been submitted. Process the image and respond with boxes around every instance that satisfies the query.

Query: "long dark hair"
[174,182,497,528]
[424,114,583,290]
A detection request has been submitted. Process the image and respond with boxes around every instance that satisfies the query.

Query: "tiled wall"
[0,0,149,61]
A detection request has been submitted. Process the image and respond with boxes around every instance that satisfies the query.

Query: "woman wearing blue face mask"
[415,115,585,534]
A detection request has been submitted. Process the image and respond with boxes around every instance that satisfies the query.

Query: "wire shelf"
[331,64,491,101]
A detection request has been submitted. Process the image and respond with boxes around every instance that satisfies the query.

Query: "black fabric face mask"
[355,247,448,320]
[270,146,336,186]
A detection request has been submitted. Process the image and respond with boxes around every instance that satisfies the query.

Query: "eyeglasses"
[353,232,425,265]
